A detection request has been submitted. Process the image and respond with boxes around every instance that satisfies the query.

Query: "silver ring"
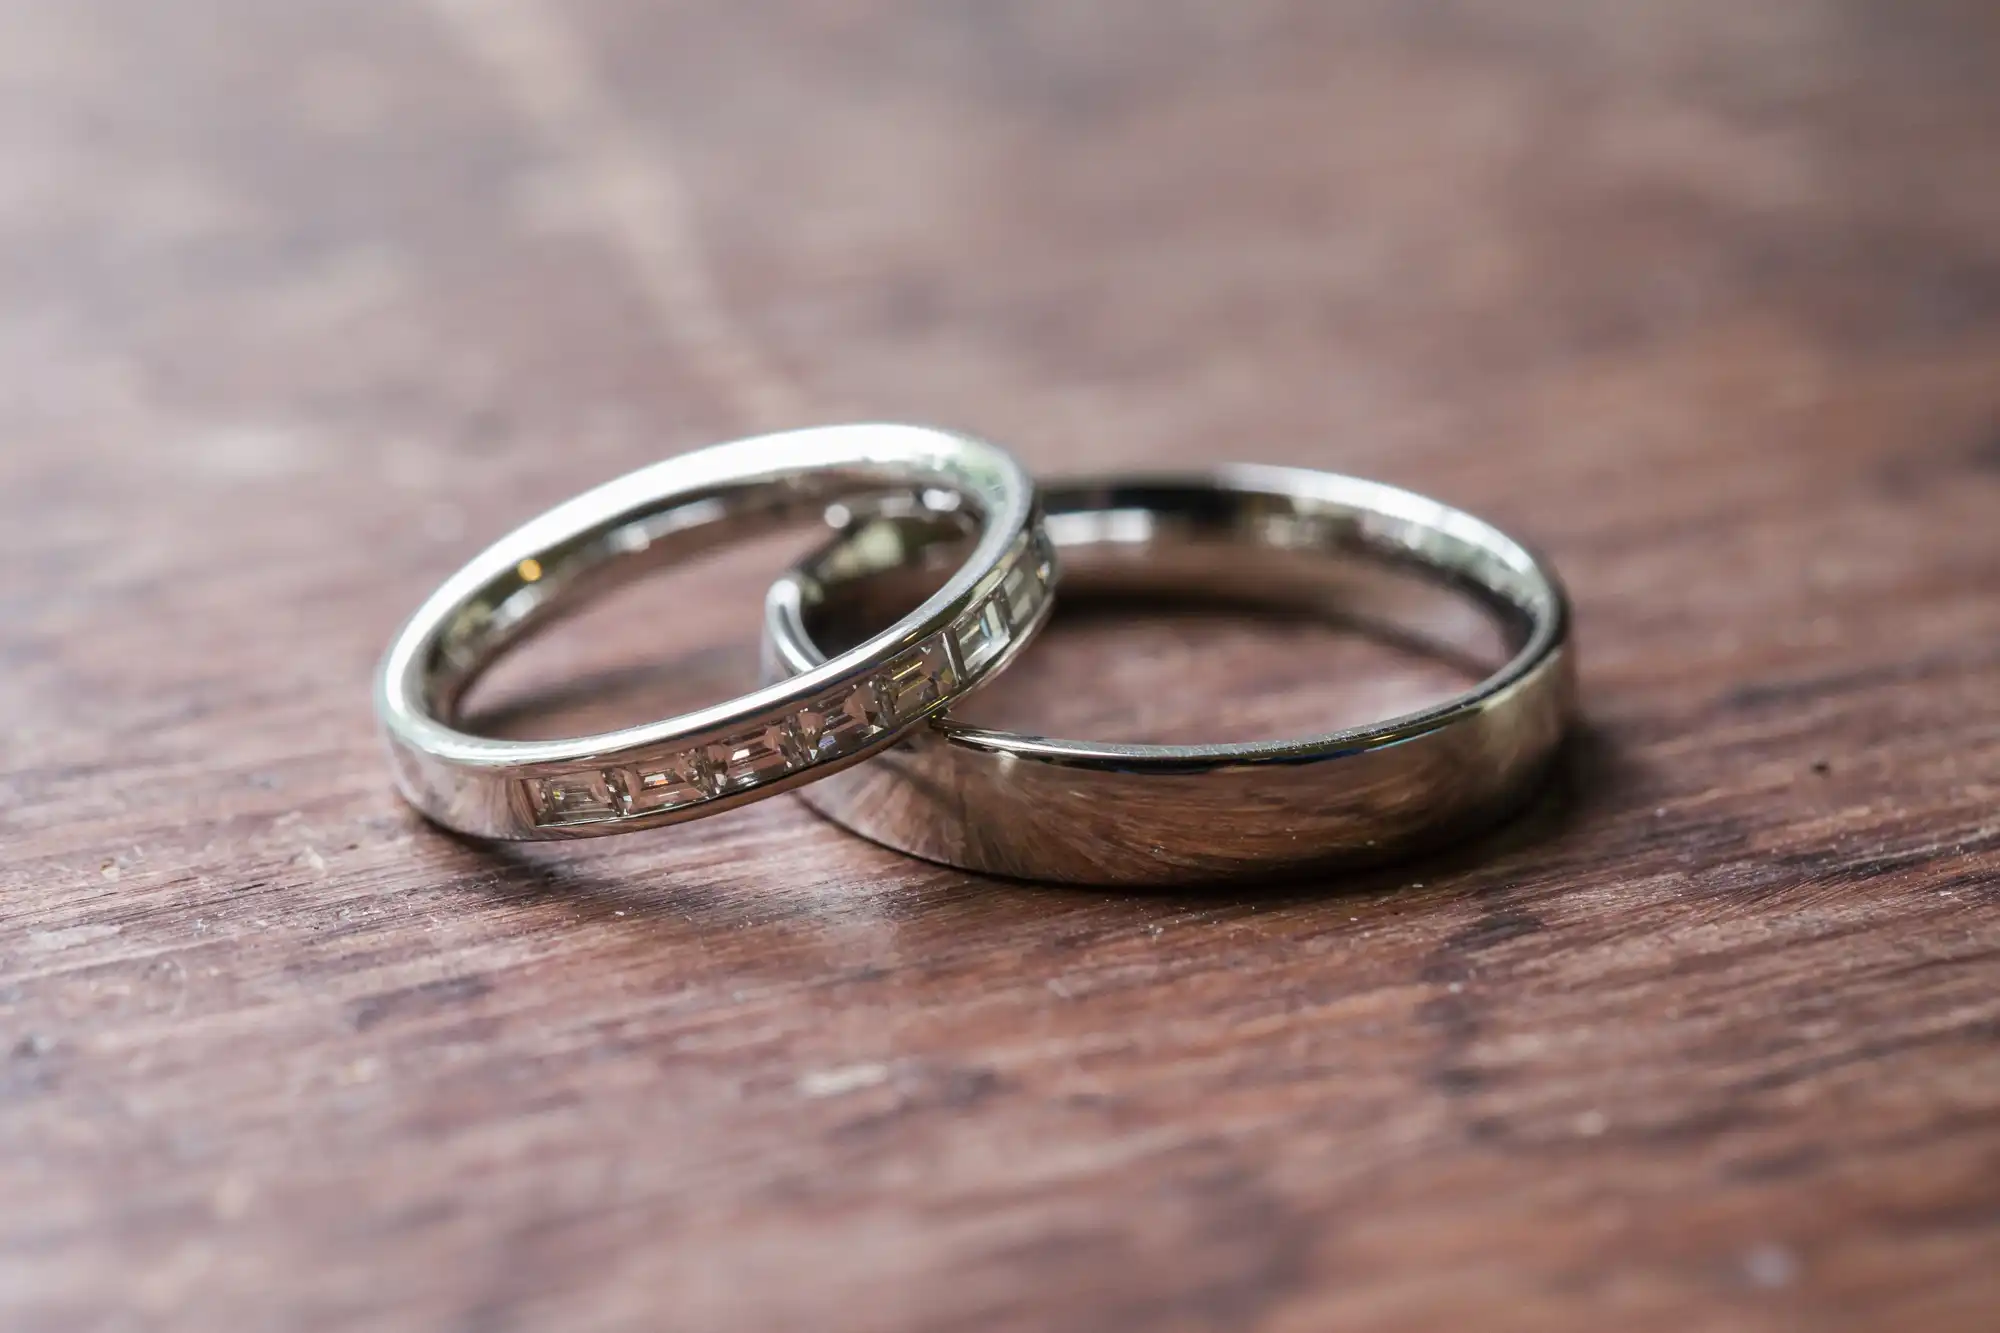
[376,424,1054,839]
[764,466,1575,884]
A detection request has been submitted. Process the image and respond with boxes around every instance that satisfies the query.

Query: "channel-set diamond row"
[525,542,1051,827]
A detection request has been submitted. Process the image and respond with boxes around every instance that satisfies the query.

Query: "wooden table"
[4,2,1996,1328]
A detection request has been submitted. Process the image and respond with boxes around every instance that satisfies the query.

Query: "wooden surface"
[3,1,1998,1329]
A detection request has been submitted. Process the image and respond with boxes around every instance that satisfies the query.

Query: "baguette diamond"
[532,771,623,826]
[954,596,1011,672]
[624,749,723,814]
[878,637,958,722]
[712,727,793,791]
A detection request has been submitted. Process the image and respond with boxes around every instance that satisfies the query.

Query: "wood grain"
[2,1,1997,1329]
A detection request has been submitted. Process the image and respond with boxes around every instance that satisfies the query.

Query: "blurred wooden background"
[3,1,1997,1329]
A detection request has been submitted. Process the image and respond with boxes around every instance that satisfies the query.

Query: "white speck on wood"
[797,1063,890,1099]
[27,924,122,952]
[1743,1244,1798,1289]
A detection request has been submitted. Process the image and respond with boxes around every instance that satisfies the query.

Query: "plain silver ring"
[376,424,1053,840]
[763,466,1575,884]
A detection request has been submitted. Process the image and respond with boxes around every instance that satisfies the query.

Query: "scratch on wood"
[424,0,803,427]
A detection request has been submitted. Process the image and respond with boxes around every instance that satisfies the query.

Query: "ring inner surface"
[424,468,995,729]
[794,483,1540,748]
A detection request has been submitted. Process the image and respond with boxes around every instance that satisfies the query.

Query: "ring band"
[376,424,1054,839]
[764,466,1574,884]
